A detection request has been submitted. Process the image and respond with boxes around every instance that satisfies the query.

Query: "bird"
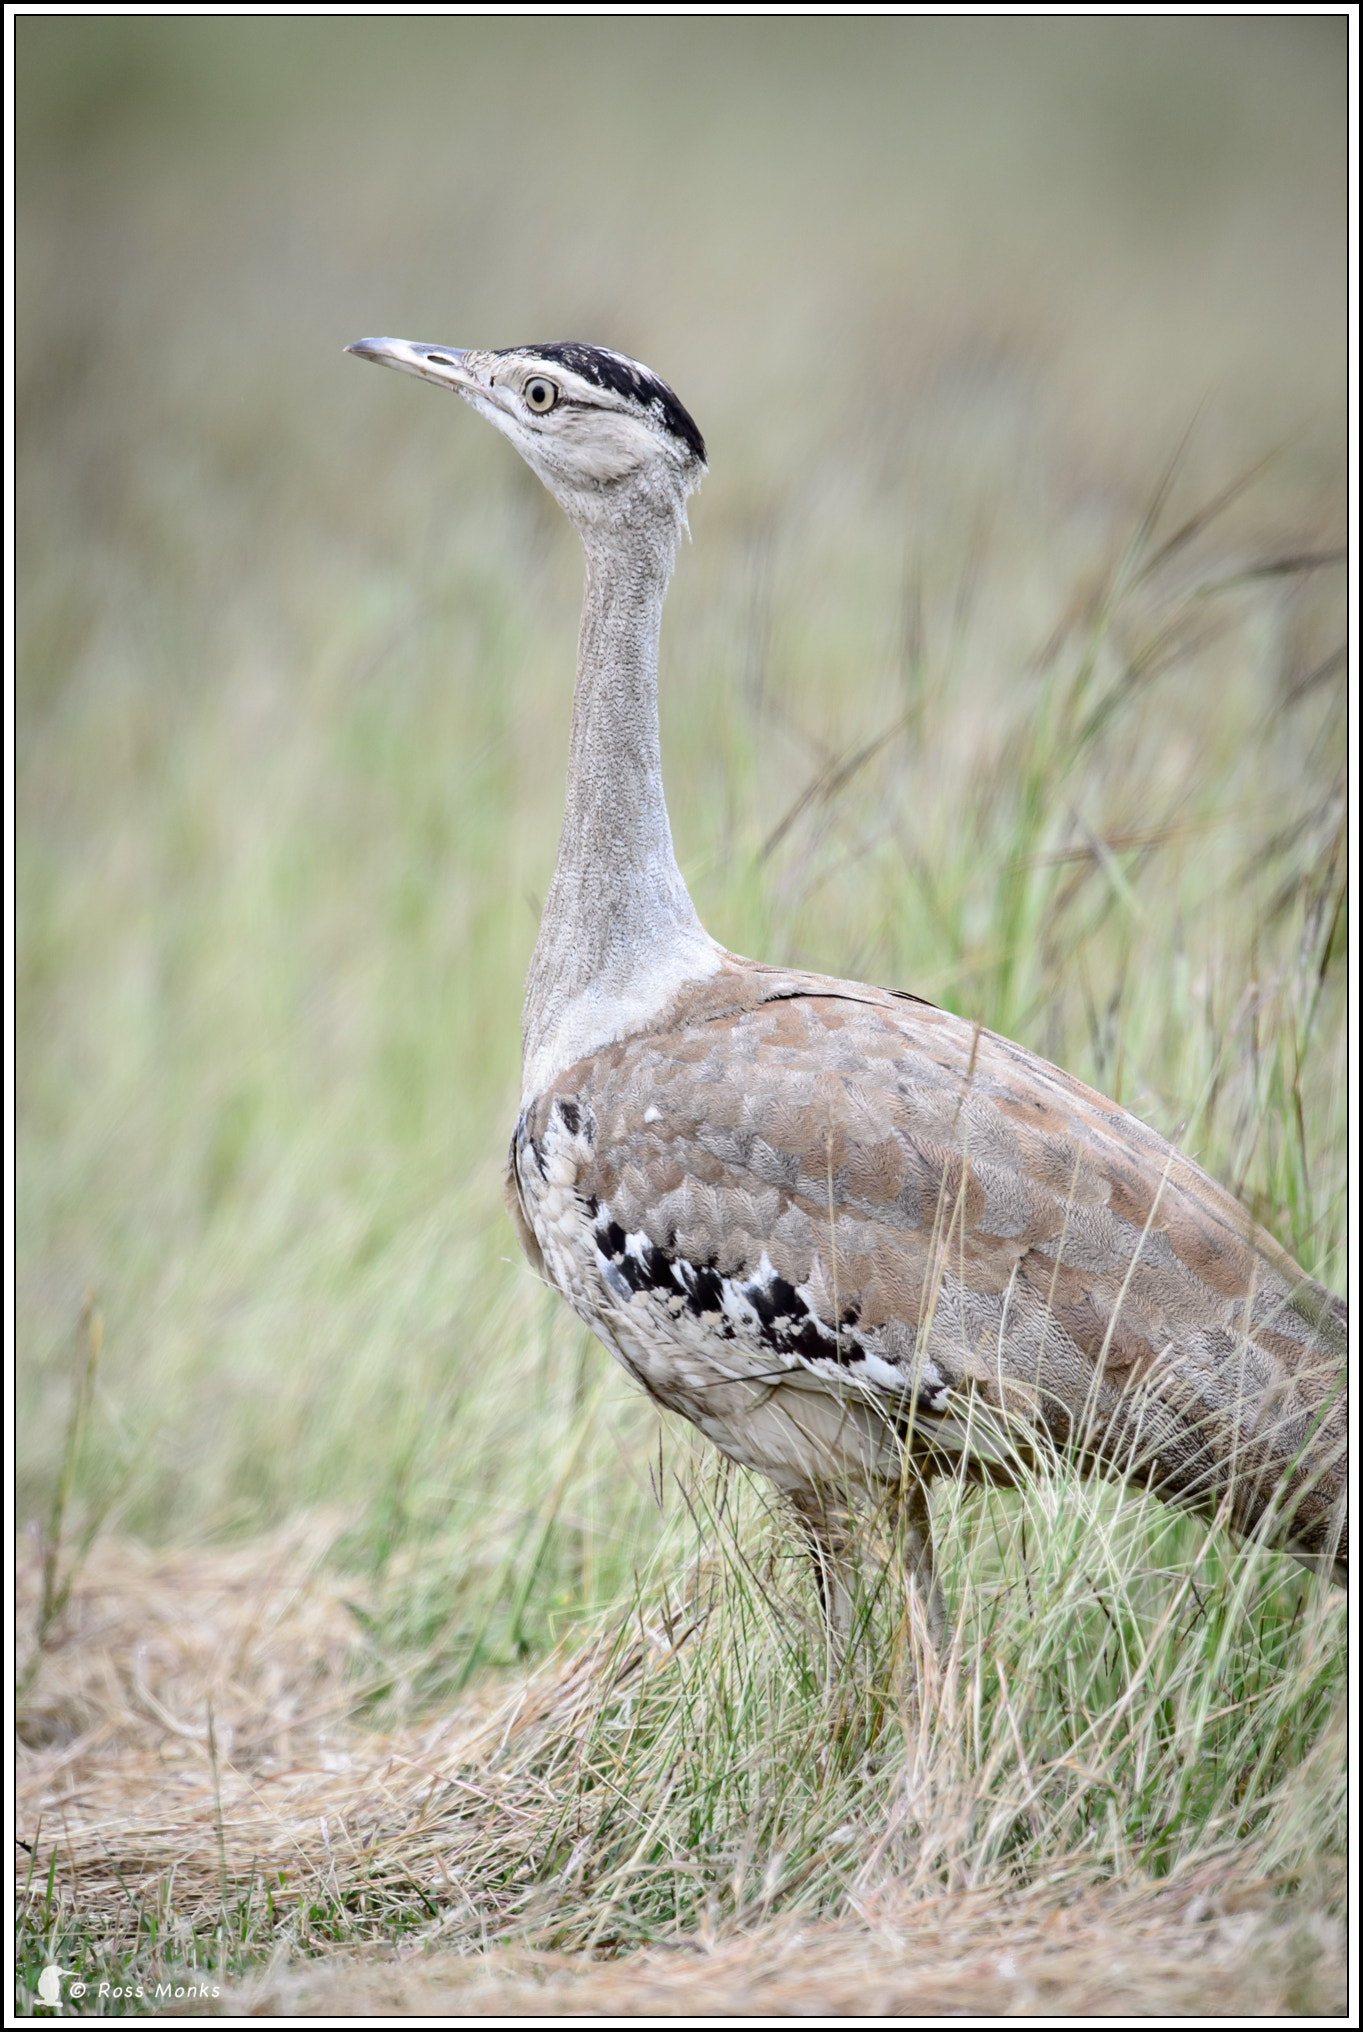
[347,333,1347,1650]
[35,1966,75,2010]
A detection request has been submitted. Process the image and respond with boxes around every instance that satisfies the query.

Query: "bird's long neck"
[521,497,719,1101]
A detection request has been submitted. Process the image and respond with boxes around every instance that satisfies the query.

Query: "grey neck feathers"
[521,482,720,1101]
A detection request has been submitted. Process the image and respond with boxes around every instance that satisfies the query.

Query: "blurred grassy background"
[17,15,1346,1666]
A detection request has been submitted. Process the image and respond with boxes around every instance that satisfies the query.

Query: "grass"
[14,1474,1347,2011]
[15,15,1347,2014]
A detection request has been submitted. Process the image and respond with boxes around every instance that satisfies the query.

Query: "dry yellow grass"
[17,1523,1346,2015]
[236,1884,1343,2018]
[17,1518,726,1927]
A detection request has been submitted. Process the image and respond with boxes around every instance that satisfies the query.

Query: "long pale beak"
[345,336,485,398]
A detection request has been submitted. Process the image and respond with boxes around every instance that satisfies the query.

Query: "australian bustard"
[348,334,1347,1648]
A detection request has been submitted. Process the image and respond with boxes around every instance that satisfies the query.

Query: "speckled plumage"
[507,959,1346,1578]
[349,331,1347,1641]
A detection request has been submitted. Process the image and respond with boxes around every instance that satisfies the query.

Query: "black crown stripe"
[502,343,707,465]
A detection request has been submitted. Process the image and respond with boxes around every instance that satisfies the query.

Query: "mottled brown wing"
[513,974,1346,1573]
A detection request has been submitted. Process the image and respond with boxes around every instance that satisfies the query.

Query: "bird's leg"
[789,1487,863,1678]
[888,1474,949,1651]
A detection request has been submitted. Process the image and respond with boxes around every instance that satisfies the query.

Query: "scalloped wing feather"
[509,965,1347,1573]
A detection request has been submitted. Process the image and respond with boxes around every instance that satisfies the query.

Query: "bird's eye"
[524,377,559,413]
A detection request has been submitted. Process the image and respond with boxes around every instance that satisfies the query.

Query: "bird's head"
[346,336,706,535]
